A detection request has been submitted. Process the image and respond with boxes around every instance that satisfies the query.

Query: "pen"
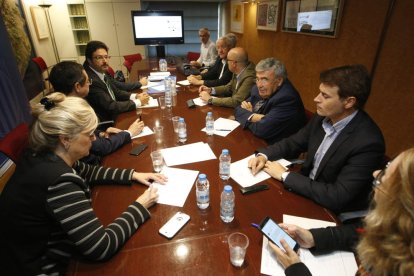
[251,223,260,229]
[216,129,232,131]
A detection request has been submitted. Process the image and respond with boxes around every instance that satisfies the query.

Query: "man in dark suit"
[83,40,149,122]
[249,64,385,215]
[49,61,144,164]
[234,58,306,144]
[198,47,256,108]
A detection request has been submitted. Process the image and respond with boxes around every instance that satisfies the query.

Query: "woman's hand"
[132,172,167,186]
[269,239,301,269]
[279,224,315,248]
[136,185,159,209]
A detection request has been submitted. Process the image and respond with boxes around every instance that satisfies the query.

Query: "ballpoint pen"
[251,223,260,229]
[216,129,232,131]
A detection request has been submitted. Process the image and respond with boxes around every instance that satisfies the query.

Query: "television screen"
[131,10,185,45]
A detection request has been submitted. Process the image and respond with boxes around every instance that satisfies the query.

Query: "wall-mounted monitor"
[131,10,185,46]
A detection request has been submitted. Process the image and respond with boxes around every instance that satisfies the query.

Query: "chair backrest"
[32,57,48,73]
[123,60,133,73]
[305,109,314,123]
[187,52,200,62]
[123,53,142,64]
[0,123,29,163]
[107,66,115,77]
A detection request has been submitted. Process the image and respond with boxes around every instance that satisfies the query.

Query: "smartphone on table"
[258,216,299,252]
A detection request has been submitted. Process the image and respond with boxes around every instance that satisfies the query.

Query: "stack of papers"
[230,154,271,187]
[160,142,216,166]
[148,71,171,81]
[201,117,240,137]
[260,215,357,276]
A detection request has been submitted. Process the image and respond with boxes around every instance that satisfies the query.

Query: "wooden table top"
[67,60,337,275]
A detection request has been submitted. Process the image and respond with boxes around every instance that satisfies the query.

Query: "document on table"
[178,79,190,86]
[152,167,199,207]
[148,84,165,94]
[161,142,217,166]
[141,81,162,90]
[138,97,158,108]
[192,97,207,106]
[201,117,240,137]
[260,215,358,276]
[230,154,271,187]
[148,71,171,81]
[131,126,153,139]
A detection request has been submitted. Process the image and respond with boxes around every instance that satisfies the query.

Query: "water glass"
[172,116,180,133]
[154,126,164,144]
[150,150,164,173]
[159,96,166,110]
[228,232,249,267]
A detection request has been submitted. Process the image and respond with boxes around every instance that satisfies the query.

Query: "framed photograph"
[30,6,49,40]
[257,1,280,31]
[231,0,244,33]
[281,0,344,37]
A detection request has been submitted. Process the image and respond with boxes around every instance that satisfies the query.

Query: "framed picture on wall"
[257,1,280,31]
[30,6,49,40]
[281,0,344,37]
[231,0,244,33]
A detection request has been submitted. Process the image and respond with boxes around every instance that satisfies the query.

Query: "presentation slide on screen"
[134,16,182,38]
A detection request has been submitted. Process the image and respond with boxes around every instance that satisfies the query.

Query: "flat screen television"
[131,10,184,46]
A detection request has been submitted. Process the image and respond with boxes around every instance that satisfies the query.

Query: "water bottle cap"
[207,112,212,116]
[179,118,184,122]
[198,174,206,180]
[224,185,232,192]
[222,149,229,154]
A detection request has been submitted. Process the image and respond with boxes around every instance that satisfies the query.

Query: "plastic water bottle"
[205,112,214,135]
[220,185,235,223]
[159,58,167,72]
[219,149,231,180]
[164,77,172,108]
[196,174,210,209]
[178,118,187,143]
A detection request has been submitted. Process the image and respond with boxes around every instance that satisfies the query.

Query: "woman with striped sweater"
[0,93,166,275]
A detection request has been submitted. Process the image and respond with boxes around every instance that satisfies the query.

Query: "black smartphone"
[129,144,147,156]
[258,216,299,252]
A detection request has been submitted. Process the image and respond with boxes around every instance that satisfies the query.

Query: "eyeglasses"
[93,55,111,61]
[372,161,391,189]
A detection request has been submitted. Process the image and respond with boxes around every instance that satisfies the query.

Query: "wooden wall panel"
[227,0,412,156]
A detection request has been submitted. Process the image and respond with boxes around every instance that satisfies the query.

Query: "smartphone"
[159,212,190,239]
[258,216,299,252]
[129,143,147,156]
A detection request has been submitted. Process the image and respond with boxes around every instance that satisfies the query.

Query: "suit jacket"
[212,62,256,108]
[201,57,232,87]
[258,111,385,214]
[84,63,136,122]
[234,79,306,144]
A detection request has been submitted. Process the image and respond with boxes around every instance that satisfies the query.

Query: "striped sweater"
[0,151,150,275]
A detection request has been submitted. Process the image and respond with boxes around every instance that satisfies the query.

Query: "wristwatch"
[208,98,213,105]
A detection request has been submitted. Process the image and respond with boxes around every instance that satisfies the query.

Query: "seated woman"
[270,148,414,275]
[0,93,167,275]
[187,34,235,87]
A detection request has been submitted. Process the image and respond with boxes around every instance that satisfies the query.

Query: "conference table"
[67,59,338,275]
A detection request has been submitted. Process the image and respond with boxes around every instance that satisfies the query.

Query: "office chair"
[32,56,51,96]
[186,51,200,62]
[123,53,142,79]
[107,66,115,77]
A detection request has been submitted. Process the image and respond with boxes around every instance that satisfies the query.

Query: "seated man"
[234,58,306,144]
[187,34,236,87]
[198,47,256,108]
[249,64,385,215]
[189,27,217,69]
[49,61,144,164]
[83,40,149,122]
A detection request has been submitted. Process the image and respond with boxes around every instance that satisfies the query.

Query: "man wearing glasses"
[198,47,256,108]
[234,58,306,144]
[249,64,385,217]
[83,40,149,122]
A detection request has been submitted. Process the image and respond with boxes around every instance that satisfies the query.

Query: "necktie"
[104,75,116,101]
[253,99,266,113]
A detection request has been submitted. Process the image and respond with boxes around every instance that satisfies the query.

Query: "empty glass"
[150,150,164,173]
[228,232,249,267]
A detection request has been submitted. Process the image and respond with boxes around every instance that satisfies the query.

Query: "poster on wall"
[257,1,280,31]
[30,6,49,40]
[231,0,244,33]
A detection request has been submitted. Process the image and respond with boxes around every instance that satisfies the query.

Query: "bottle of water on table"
[178,117,187,143]
[159,58,167,72]
[219,149,231,180]
[196,174,210,209]
[205,112,214,136]
[220,185,234,223]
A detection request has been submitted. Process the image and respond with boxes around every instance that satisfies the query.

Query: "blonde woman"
[0,93,166,275]
[270,148,414,275]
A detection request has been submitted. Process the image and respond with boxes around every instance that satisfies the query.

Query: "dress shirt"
[197,39,217,67]
[309,110,358,179]
[219,59,226,78]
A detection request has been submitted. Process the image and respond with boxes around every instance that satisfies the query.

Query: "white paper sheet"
[131,126,154,139]
[192,97,207,106]
[152,167,199,207]
[177,80,190,86]
[230,154,271,187]
[160,142,217,166]
[141,81,162,90]
[201,117,240,137]
[150,71,171,77]
[138,97,158,108]
[260,215,358,276]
